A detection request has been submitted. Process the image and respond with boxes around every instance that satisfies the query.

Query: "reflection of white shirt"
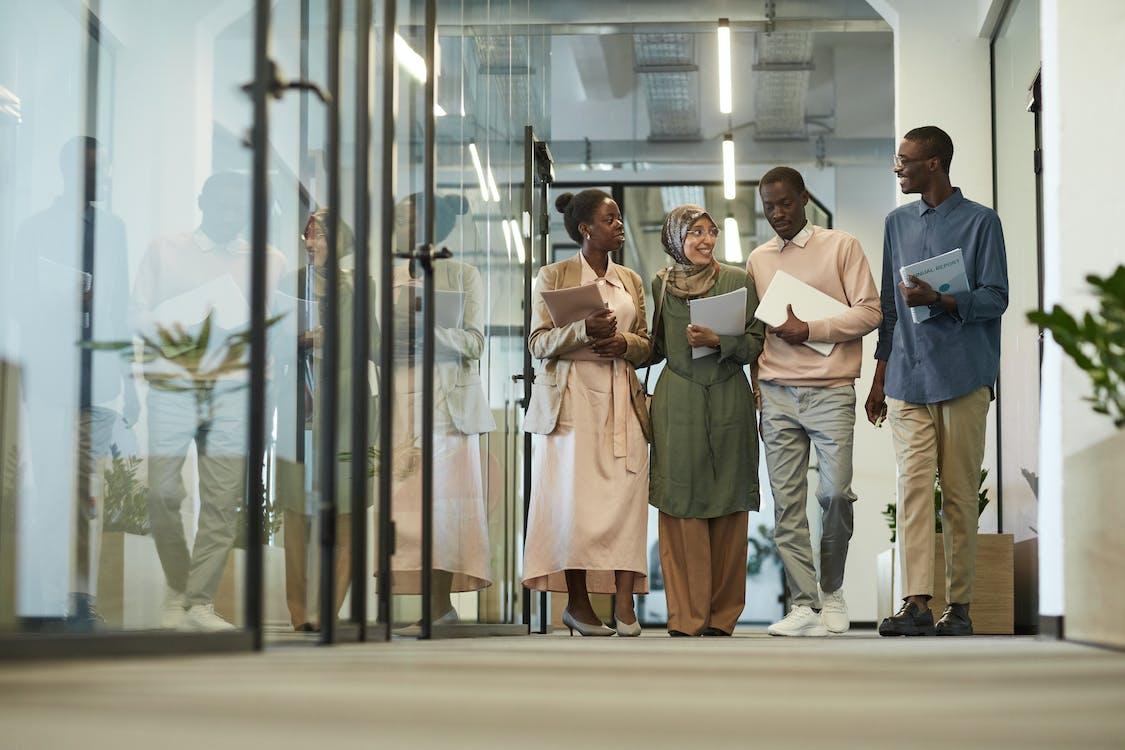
[131,229,286,379]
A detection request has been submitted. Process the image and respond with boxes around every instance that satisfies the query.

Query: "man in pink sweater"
[747,167,882,636]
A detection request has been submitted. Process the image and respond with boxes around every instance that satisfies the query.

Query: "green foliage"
[234,484,284,550]
[338,445,380,477]
[883,468,990,544]
[746,523,779,577]
[102,445,150,535]
[1027,265,1125,427]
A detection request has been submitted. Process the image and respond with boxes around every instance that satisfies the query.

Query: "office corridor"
[2,633,1123,749]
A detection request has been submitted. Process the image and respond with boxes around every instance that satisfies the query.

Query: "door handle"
[394,244,453,271]
[241,59,331,103]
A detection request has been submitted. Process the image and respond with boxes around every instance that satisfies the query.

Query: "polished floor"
[1,629,1123,749]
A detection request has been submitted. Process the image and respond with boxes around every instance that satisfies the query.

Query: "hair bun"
[554,192,574,214]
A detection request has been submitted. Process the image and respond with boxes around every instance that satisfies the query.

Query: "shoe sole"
[878,625,935,637]
[768,627,829,637]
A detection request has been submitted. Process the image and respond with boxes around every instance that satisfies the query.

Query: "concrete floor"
[1,630,1123,749]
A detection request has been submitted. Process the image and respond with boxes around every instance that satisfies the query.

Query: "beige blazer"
[523,253,652,437]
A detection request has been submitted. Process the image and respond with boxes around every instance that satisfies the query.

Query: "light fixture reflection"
[487,169,501,203]
[394,34,427,82]
[718,19,732,114]
[468,142,490,202]
[507,219,526,263]
[722,134,736,200]
[723,216,742,263]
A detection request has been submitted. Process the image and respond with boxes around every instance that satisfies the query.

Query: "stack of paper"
[754,270,849,356]
[899,248,969,323]
[688,287,747,359]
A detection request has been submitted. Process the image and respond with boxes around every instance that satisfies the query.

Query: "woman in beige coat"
[522,189,652,637]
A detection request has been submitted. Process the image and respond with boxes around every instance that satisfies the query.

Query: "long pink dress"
[522,256,649,594]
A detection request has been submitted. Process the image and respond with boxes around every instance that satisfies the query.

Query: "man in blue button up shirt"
[866,126,1009,638]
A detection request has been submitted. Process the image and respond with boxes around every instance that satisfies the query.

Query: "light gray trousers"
[760,383,857,609]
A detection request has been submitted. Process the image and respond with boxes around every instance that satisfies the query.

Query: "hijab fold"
[659,204,720,299]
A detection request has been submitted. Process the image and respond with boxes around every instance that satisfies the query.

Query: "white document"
[688,286,747,359]
[151,273,249,330]
[899,248,970,323]
[754,270,849,357]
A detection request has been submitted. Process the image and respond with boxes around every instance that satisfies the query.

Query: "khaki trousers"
[282,510,353,628]
[887,386,990,604]
[658,511,748,635]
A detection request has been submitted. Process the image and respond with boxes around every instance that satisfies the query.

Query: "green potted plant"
[1027,265,1125,427]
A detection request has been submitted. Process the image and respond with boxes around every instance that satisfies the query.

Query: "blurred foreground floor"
[1,629,1123,749]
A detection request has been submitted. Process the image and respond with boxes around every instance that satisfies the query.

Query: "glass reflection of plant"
[746,523,780,577]
[102,444,150,535]
[84,310,283,455]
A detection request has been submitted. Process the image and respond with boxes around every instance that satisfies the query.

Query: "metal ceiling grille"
[634,33,701,141]
[753,32,814,140]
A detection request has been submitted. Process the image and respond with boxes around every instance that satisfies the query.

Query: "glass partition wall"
[0,0,543,654]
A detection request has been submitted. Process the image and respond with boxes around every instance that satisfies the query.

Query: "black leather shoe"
[668,630,693,637]
[701,627,730,636]
[878,600,935,636]
[935,603,973,636]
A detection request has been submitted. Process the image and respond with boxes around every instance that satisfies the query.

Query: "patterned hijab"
[659,204,720,299]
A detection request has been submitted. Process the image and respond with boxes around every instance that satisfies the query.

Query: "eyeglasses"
[892,153,935,169]
[686,227,721,239]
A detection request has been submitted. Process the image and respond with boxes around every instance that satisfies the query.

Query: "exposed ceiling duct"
[633,33,701,141]
[752,31,815,140]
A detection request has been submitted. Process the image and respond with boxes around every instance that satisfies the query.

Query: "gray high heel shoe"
[614,617,642,637]
[562,609,614,636]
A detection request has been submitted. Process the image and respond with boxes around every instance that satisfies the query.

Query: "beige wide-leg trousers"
[658,511,748,635]
[887,386,990,604]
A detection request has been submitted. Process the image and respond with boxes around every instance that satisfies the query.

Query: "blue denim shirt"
[874,188,1009,404]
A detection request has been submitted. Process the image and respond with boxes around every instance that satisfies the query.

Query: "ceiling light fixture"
[723,216,742,263]
[722,134,736,200]
[718,19,732,114]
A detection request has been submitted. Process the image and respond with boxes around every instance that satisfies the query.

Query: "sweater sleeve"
[806,236,883,344]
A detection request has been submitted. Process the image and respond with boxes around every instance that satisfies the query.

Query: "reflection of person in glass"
[14,136,137,627]
[384,193,494,628]
[274,209,376,632]
[131,172,286,631]
[522,189,652,637]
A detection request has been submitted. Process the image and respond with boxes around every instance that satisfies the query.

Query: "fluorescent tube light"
[487,168,501,202]
[468,142,490,202]
[394,34,427,83]
[718,19,732,114]
[434,104,447,117]
[501,219,512,260]
[722,134,736,200]
[723,216,742,263]
[507,219,526,263]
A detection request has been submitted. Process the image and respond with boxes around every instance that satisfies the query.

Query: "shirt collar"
[579,252,623,288]
[195,228,250,254]
[776,221,813,251]
[916,187,965,217]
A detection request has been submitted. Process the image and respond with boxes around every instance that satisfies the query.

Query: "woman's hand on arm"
[592,333,628,358]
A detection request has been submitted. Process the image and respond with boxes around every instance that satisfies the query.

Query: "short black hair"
[904,126,954,174]
[759,166,807,195]
[555,189,613,244]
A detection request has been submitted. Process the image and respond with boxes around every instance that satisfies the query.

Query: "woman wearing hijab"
[522,189,652,637]
[649,204,765,637]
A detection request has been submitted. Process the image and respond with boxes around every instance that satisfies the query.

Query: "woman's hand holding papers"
[584,307,617,340]
[592,333,627,358]
[685,324,720,349]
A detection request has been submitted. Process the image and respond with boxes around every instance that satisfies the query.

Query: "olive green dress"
[648,264,765,518]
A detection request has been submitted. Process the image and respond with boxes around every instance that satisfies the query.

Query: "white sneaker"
[820,588,850,634]
[161,590,187,629]
[768,605,829,637]
[182,604,236,632]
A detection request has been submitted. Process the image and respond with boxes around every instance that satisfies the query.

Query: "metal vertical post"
[246,0,272,651]
[349,0,373,642]
[318,0,342,646]
[376,0,397,643]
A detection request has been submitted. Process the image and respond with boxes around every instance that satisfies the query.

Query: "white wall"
[1039,0,1125,646]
